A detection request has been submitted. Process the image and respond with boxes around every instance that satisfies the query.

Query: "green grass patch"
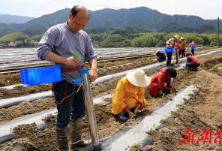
[209,63,222,71]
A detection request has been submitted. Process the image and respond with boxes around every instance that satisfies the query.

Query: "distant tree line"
[87,27,222,48]
[0,27,221,48]
[0,32,43,48]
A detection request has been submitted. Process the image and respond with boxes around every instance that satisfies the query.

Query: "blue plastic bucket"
[20,66,62,85]
[191,46,197,49]
[164,47,174,53]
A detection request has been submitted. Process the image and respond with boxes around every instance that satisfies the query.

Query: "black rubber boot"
[55,126,69,151]
[69,117,91,148]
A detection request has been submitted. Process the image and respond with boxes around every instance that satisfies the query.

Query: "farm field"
[0,47,222,151]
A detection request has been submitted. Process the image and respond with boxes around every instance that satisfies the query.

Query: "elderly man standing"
[37,5,97,151]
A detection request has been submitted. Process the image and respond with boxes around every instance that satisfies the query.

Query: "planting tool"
[72,69,100,150]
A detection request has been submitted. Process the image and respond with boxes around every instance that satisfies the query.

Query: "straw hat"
[173,35,179,40]
[126,69,150,87]
[180,37,185,40]
[153,50,159,55]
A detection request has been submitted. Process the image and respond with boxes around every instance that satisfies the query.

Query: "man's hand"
[88,59,97,84]
[64,56,80,66]
[88,69,97,83]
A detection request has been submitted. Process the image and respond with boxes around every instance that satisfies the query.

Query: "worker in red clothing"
[186,53,201,71]
[148,67,177,98]
[175,43,182,64]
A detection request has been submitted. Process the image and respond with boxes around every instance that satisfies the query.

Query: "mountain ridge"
[0,7,221,37]
[0,14,35,24]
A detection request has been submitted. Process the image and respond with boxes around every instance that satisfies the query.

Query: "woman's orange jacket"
[111,76,148,115]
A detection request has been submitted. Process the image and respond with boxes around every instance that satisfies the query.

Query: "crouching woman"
[186,53,200,71]
[148,67,177,97]
[112,69,150,120]
[154,50,166,62]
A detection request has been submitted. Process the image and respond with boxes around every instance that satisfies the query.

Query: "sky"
[0,0,221,20]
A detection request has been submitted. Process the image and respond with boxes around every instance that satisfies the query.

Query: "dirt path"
[0,49,222,151]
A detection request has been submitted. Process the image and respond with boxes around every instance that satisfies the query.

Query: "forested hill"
[89,7,214,29]
[0,7,221,37]
[0,14,35,24]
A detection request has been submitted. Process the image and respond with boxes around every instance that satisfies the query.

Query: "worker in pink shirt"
[189,39,196,56]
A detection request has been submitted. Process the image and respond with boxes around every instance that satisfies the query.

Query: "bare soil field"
[0,49,222,151]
